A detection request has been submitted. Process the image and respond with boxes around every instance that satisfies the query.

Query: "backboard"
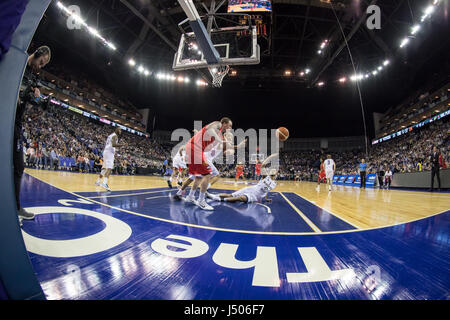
[172,25,260,71]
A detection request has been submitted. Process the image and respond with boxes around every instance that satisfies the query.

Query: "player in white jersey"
[323,154,336,191]
[207,153,279,203]
[168,145,187,188]
[95,127,124,191]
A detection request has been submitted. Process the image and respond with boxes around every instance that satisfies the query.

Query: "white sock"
[188,188,196,198]
[96,178,101,183]
[209,193,221,201]
[198,192,206,202]
[103,178,108,184]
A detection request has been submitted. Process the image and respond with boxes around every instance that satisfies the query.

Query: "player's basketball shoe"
[173,194,182,200]
[185,195,197,204]
[101,183,112,191]
[19,208,35,220]
[196,200,214,211]
[173,189,186,200]
[206,192,221,201]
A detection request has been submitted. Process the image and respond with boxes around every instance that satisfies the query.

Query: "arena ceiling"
[33,0,449,137]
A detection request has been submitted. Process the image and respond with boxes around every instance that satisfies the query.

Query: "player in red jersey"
[235,162,245,182]
[254,160,262,181]
[174,117,233,210]
[316,158,326,191]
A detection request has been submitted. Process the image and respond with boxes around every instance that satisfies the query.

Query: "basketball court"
[20,168,450,300]
[1,0,449,303]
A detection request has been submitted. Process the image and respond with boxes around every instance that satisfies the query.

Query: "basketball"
[276,127,289,141]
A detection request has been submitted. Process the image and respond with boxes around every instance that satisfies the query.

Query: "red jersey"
[255,163,262,174]
[188,124,220,152]
[185,123,222,175]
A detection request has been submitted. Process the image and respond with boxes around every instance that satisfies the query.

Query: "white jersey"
[172,148,187,169]
[103,133,117,155]
[232,176,277,203]
[204,142,223,162]
[324,159,335,172]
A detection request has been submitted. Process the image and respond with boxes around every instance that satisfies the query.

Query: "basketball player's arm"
[111,136,125,148]
[178,145,185,156]
[261,153,279,168]
[234,138,247,149]
[223,131,245,152]
[205,121,226,144]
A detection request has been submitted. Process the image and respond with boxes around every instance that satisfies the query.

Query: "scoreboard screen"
[228,0,272,13]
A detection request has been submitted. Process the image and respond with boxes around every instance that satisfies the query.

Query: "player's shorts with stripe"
[102,151,114,169]
[231,187,259,203]
[186,144,212,176]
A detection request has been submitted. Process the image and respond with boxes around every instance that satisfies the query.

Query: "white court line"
[146,195,171,200]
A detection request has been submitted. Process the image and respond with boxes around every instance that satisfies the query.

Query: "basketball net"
[208,65,229,88]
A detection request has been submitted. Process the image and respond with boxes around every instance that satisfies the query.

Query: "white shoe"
[196,200,214,211]
[185,195,196,204]
[205,192,221,201]
[101,183,111,191]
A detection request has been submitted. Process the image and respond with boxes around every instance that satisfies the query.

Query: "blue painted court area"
[19,174,450,300]
[76,187,340,233]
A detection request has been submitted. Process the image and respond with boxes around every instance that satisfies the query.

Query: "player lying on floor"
[206,153,279,203]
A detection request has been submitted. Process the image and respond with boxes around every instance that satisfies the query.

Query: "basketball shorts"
[102,152,115,169]
[186,144,212,176]
[172,156,187,170]
[231,186,260,203]
[318,171,326,181]
[205,157,220,177]
[325,170,334,180]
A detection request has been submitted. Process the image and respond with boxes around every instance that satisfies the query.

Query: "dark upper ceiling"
[36,0,448,83]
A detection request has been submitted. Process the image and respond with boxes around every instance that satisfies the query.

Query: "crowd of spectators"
[21,102,171,175]
[280,117,449,181]
[21,95,448,182]
[36,61,142,126]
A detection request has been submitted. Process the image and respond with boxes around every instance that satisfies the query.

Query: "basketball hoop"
[208,65,229,88]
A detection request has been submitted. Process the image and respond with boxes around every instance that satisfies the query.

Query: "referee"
[358,158,367,189]
[429,146,441,191]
